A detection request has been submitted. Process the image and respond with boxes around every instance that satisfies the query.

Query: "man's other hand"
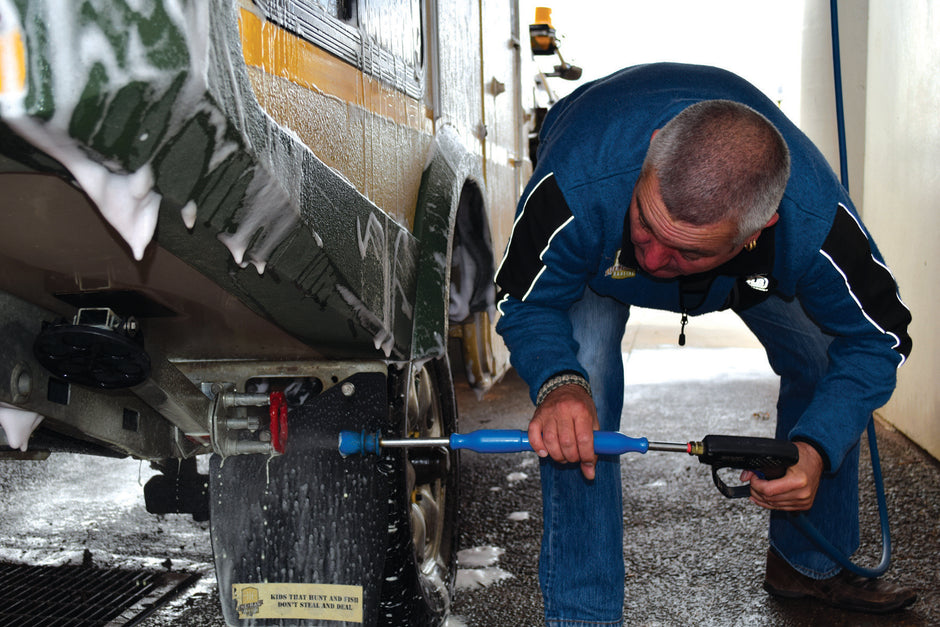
[743,441,824,511]
[528,384,599,479]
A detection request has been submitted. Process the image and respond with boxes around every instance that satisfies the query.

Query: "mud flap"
[209,371,390,626]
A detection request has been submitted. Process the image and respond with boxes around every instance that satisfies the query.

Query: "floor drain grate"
[0,562,198,626]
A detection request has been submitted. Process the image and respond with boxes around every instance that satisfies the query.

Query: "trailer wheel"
[379,357,459,626]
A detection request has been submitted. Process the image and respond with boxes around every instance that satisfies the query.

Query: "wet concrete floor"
[0,311,936,626]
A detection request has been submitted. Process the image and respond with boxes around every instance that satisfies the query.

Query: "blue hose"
[786,0,891,578]
[790,420,891,577]
[829,0,850,189]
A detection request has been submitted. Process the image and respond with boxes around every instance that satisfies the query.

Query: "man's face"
[629,173,744,278]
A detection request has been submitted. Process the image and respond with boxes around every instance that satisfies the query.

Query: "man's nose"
[642,241,672,272]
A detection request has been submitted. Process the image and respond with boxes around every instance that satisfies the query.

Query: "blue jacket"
[495,63,911,472]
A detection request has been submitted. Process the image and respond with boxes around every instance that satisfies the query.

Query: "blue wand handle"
[449,429,650,455]
[339,429,652,457]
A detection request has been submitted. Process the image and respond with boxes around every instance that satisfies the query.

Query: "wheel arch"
[411,125,494,363]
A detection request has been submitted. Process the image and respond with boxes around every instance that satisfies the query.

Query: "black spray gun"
[339,429,799,499]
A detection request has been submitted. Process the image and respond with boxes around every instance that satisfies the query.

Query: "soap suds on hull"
[4,0,305,273]
[6,116,162,261]
[0,403,44,452]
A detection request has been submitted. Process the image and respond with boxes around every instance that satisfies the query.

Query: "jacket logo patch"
[605,250,636,279]
[745,274,771,291]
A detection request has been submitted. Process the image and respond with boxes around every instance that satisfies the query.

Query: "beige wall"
[802,0,938,459]
[861,0,940,459]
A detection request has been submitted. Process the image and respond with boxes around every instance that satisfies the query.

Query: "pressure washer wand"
[338,429,799,499]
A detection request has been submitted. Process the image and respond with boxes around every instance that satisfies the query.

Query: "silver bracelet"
[536,372,592,406]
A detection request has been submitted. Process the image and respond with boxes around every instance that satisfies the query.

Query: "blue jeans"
[736,294,860,579]
[540,289,630,627]
[539,289,860,626]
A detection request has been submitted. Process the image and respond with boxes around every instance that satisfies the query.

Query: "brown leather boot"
[763,548,917,614]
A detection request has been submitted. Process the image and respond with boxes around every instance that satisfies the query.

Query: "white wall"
[801,0,938,460]
[861,0,940,459]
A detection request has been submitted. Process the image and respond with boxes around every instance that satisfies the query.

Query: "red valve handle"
[269,391,288,454]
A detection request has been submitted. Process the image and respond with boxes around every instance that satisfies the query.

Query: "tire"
[377,357,459,626]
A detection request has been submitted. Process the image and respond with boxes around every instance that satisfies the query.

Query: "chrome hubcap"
[405,363,451,600]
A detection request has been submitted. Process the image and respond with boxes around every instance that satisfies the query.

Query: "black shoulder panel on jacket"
[820,205,912,361]
[495,173,573,300]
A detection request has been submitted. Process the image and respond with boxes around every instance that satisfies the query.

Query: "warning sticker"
[232,582,363,622]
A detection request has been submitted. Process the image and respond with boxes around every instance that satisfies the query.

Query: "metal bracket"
[196,360,388,458]
[208,385,280,457]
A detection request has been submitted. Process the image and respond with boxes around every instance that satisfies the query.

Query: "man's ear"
[745,213,780,249]
[651,128,659,142]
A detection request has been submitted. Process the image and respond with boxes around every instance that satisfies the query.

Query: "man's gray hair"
[641,100,790,242]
